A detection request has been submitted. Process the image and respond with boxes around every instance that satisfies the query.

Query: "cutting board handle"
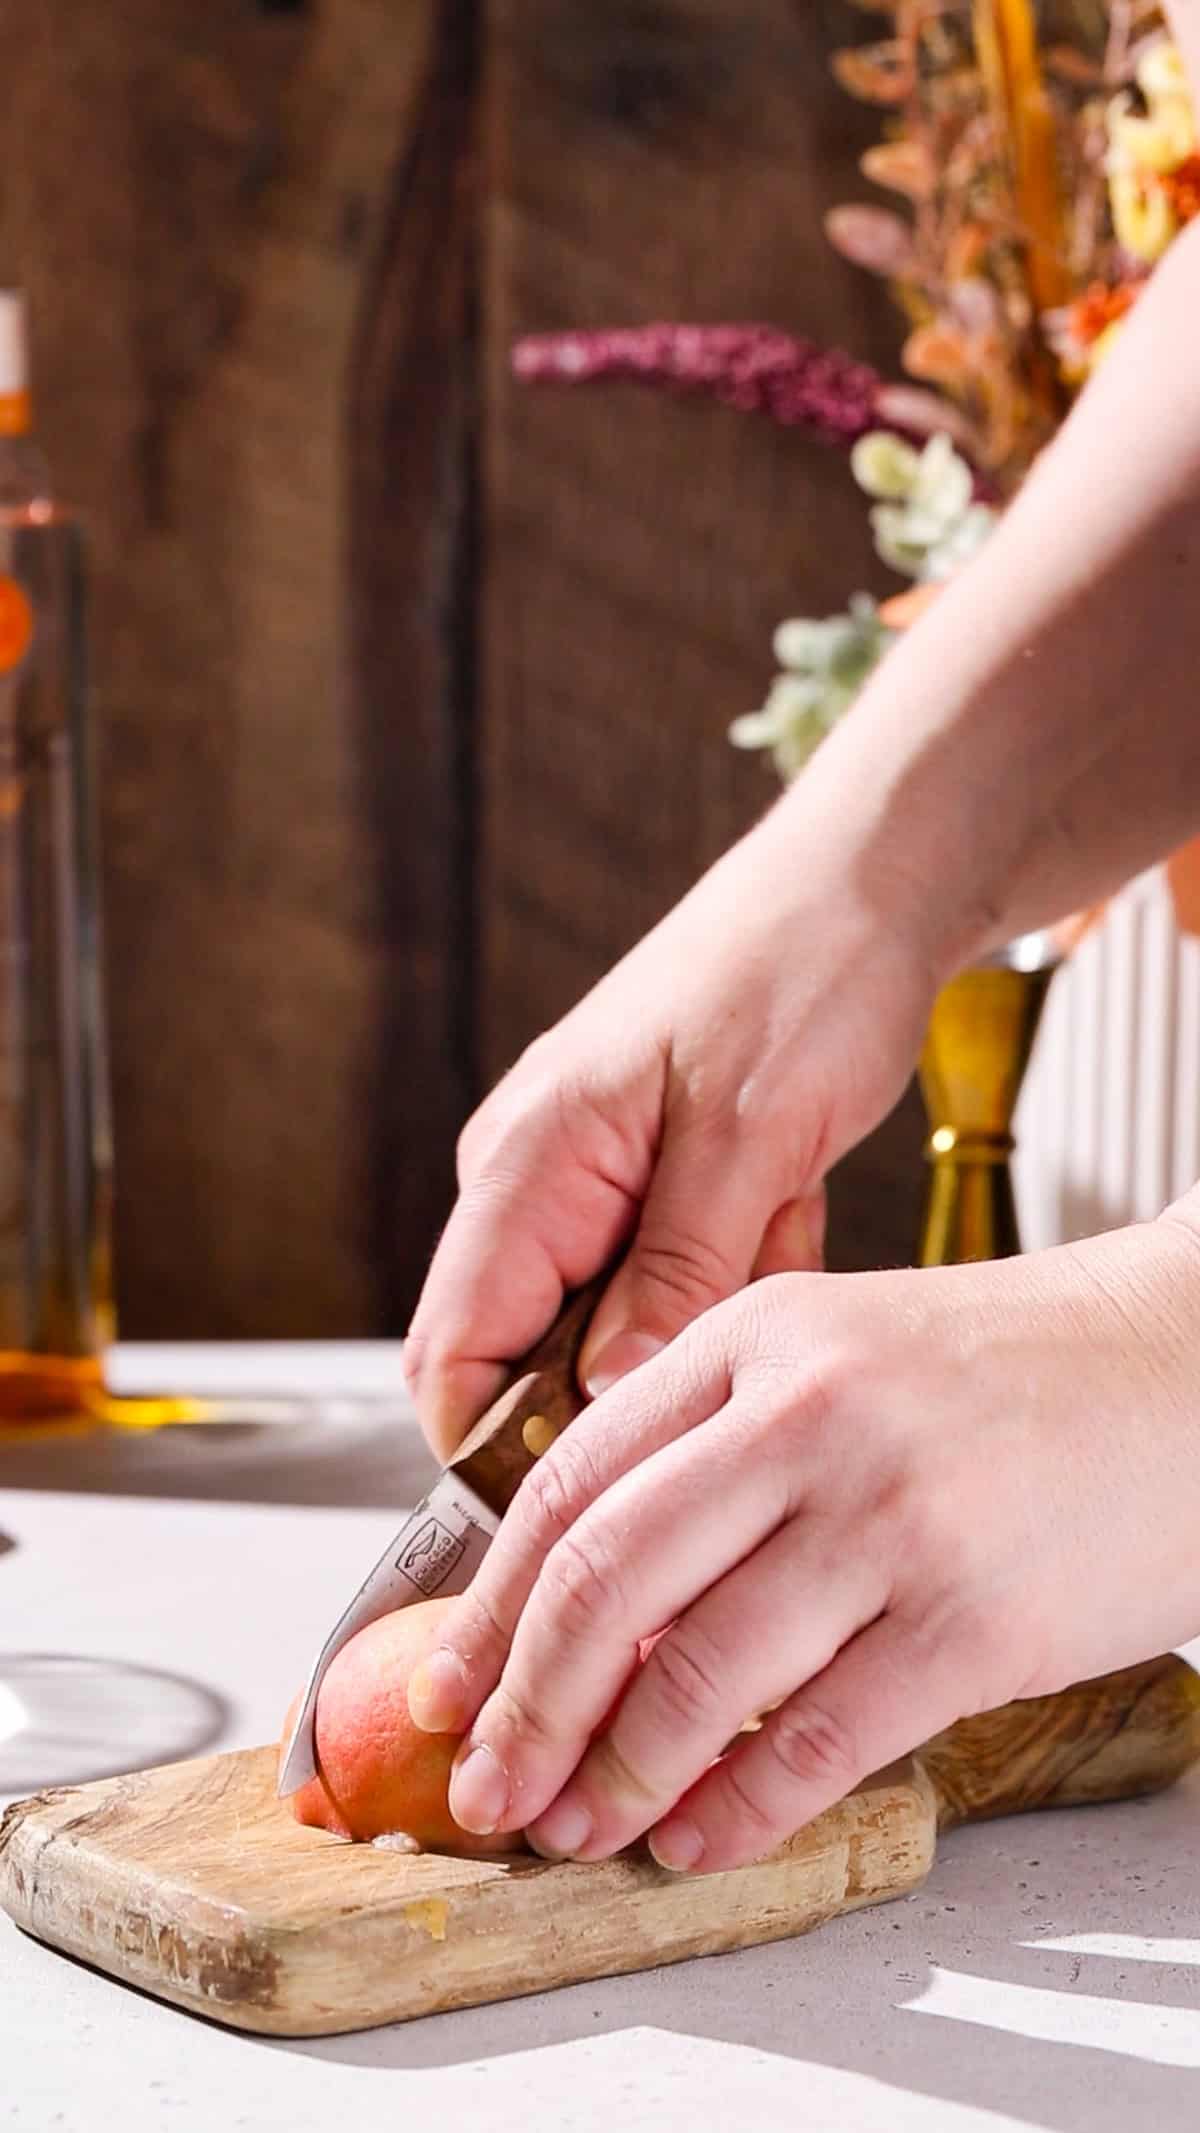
[917,1653,1200,1832]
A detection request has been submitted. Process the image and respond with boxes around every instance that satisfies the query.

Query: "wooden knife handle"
[449,1278,605,1519]
[916,1653,1200,1832]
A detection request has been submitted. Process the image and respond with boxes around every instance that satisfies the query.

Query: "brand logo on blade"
[395,1516,465,1595]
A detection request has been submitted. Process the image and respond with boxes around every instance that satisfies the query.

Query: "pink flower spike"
[513,323,895,451]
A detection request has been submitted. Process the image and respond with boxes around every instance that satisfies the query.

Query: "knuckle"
[513,1028,560,1082]
[908,1581,1023,1703]
[589,1728,661,1809]
[645,1623,728,1733]
[634,1229,736,1317]
[540,1521,626,1643]
[549,1069,627,1180]
[456,1579,511,1666]
[518,1438,594,1554]
[938,1586,996,1653]
[455,1076,524,1182]
[715,1753,783,1845]
[400,1327,428,1394]
[766,1694,859,1794]
[458,1038,636,1213]
[454,1113,487,1186]
[489,1674,556,1752]
[782,1360,841,1449]
[458,1082,554,1191]
[734,1316,846,1438]
[897,1472,976,1591]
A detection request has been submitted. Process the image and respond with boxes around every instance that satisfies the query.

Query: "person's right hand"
[404,796,954,1461]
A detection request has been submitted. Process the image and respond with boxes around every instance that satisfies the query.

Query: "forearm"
[769,215,1200,975]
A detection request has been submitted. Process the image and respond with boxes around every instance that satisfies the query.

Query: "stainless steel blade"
[276,1468,500,1796]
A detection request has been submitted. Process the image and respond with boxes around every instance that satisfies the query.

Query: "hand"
[404,795,951,1460]
[406,1208,1200,1872]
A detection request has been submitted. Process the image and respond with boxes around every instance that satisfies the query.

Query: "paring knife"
[277,1281,600,1796]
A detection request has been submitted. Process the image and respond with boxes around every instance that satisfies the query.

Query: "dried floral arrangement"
[514,2,1197,797]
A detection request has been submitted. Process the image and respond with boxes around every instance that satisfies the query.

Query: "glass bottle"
[0,289,114,1420]
[917,931,1062,1266]
[0,301,233,1800]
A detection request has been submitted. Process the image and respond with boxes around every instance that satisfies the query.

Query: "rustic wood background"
[0,0,925,1337]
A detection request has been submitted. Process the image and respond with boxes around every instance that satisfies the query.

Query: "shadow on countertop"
[0,1403,438,1510]
[275,1772,1200,2133]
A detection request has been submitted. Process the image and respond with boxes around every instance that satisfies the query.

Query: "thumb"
[579,1136,790,1396]
[751,1188,827,1278]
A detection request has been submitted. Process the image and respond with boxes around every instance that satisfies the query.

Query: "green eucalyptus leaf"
[851,431,922,500]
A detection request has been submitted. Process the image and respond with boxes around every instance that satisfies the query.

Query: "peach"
[280,1597,520,1856]
[281,1600,673,1854]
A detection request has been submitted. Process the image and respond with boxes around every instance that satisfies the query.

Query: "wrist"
[763,216,1200,974]
[1073,1204,1200,1392]
[761,725,992,992]
[1159,1183,1200,1266]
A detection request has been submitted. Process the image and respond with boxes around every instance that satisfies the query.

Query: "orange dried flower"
[945,225,993,280]
[1163,153,1200,224]
[1067,280,1139,347]
[878,583,944,629]
[860,139,938,201]
[902,323,973,387]
[831,39,913,105]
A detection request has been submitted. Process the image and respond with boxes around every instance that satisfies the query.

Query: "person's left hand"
[405,1206,1200,1874]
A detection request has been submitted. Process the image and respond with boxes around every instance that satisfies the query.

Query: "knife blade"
[276,1279,601,1796]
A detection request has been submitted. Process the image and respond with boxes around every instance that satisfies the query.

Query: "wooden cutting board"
[2,1653,1198,2037]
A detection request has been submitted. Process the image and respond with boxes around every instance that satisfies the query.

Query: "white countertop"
[3,1344,1200,2132]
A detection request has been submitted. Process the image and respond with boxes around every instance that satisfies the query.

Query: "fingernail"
[648,1817,704,1873]
[449,1743,509,1835]
[584,1330,664,1399]
[407,1648,468,1733]
[526,1798,593,1861]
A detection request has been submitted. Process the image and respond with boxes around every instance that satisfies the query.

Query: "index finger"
[403,1103,641,1460]
[447,1396,789,1840]
[405,1326,731,1737]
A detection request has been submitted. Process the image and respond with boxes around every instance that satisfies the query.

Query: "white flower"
[734,435,997,790]
[1107,90,1194,176]
[850,431,923,500]
[1136,37,1192,112]
[876,497,995,580]
[853,429,996,581]
[1105,39,1196,229]
[731,594,893,782]
[772,605,873,674]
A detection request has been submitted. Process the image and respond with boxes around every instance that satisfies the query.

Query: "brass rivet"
[522,1412,558,1458]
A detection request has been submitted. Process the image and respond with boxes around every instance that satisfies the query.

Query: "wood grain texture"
[3,1656,1196,2037]
[920,1654,1200,1832]
[479,0,926,1274]
[453,1276,599,1511]
[0,1745,936,2037]
[346,0,480,1333]
[0,0,469,1334]
[1,0,945,1336]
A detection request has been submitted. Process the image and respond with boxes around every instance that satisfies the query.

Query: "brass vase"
[917,936,1062,1266]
